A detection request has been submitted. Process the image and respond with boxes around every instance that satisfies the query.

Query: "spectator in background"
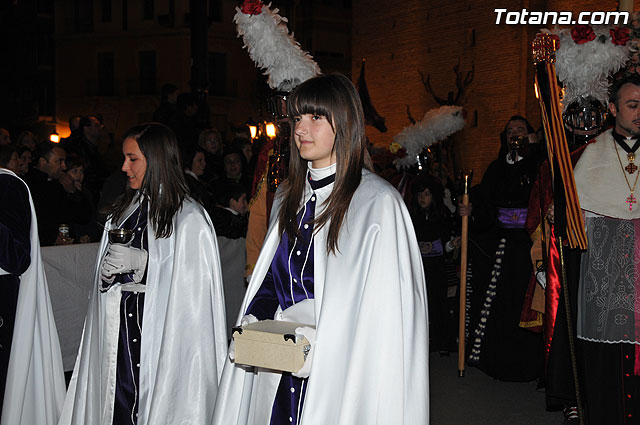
[0,145,21,174]
[0,128,11,146]
[15,130,38,152]
[68,114,82,133]
[186,146,207,180]
[198,128,224,182]
[62,154,99,242]
[239,138,253,164]
[153,83,179,125]
[61,115,109,203]
[210,182,248,239]
[236,138,256,181]
[212,182,250,338]
[25,142,67,246]
[24,142,90,246]
[217,147,251,193]
[16,146,32,176]
[182,145,214,209]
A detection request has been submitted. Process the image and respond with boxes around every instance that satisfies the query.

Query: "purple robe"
[245,173,334,425]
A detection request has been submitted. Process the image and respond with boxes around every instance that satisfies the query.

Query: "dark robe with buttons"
[466,153,544,381]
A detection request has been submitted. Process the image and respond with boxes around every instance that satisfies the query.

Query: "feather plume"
[234,2,321,91]
[542,26,631,110]
[393,105,466,169]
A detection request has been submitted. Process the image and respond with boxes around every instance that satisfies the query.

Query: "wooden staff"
[458,171,472,377]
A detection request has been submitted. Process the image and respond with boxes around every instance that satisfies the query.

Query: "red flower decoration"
[610,26,630,46]
[571,25,596,44]
[241,0,263,15]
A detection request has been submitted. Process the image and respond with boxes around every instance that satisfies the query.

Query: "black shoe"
[562,406,579,425]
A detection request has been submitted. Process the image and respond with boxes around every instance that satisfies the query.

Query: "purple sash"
[419,239,444,257]
[497,207,527,229]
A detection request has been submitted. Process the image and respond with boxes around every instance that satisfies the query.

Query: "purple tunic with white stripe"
[246,173,334,425]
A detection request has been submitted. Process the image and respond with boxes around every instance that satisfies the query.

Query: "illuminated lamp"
[265,122,276,139]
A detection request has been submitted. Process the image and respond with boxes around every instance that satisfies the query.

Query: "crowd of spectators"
[0,84,261,250]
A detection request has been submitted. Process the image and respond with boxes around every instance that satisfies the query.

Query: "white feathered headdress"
[392,105,466,170]
[542,25,631,109]
[234,0,321,91]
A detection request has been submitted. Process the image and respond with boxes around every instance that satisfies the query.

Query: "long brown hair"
[279,73,373,254]
[107,123,191,238]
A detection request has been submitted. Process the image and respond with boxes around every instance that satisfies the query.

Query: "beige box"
[232,320,314,373]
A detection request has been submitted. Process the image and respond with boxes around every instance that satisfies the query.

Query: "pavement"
[430,352,561,425]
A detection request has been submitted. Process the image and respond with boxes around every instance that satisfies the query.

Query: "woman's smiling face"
[122,137,147,190]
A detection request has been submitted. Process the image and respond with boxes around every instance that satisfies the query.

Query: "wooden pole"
[619,0,633,13]
[458,172,471,377]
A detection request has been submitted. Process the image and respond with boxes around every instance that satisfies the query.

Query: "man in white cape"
[213,170,430,425]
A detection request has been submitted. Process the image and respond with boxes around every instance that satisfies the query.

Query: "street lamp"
[265,122,276,139]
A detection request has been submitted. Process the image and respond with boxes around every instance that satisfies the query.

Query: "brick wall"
[352,0,620,180]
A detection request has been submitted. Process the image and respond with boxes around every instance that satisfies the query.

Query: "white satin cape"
[574,129,640,219]
[213,170,430,425]
[0,168,66,425]
[59,197,228,425]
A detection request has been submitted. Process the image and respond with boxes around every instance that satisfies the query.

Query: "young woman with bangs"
[213,73,430,425]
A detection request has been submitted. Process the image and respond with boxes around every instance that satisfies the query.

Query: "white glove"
[100,267,116,285]
[229,314,258,361]
[101,244,148,283]
[292,326,316,378]
[100,253,117,284]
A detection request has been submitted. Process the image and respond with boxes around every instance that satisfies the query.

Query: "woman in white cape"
[60,123,228,425]
[213,73,430,425]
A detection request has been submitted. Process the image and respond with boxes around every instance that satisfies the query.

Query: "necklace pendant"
[626,162,638,174]
[629,152,636,163]
[627,192,637,211]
